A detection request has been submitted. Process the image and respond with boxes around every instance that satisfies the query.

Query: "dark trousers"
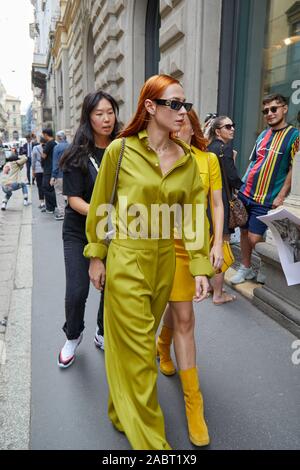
[42,173,57,211]
[63,238,104,340]
[35,173,44,200]
[26,157,31,183]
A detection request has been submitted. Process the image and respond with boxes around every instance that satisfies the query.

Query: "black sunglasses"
[218,123,235,130]
[205,113,218,120]
[154,99,193,112]
[262,105,285,115]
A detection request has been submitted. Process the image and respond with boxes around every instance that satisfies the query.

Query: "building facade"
[30,0,300,173]
[0,80,7,141]
[31,0,222,139]
[3,96,22,142]
[30,0,61,134]
[30,0,300,331]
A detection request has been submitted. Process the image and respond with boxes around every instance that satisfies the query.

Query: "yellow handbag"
[221,240,235,273]
[210,237,235,273]
[207,153,235,273]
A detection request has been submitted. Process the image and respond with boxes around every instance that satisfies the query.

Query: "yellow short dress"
[170,147,222,301]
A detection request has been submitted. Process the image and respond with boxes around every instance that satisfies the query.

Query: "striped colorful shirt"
[240,125,299,207]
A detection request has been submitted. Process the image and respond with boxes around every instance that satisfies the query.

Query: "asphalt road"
[30,189,300,450]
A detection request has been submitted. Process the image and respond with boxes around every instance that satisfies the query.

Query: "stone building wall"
[4,97,22,141]
[159,0,221,120]
[49,0,222,136]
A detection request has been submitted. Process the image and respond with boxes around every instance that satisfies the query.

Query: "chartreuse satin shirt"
[84,130,214,278]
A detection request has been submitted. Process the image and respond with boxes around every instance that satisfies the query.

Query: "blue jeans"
[2,182,28,201]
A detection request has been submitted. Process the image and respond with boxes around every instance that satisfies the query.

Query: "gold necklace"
[148,139,171,153]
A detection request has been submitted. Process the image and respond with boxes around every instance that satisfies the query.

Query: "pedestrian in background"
[207,115,243,304]
[20,133,37,185]
[41,128,57,214]
[1,154,29,210]
[58,90,119,368]
[31,132,38,185]
[50,130,69,221]
[32,136,46,210]
[157,109,224,447]
[231,94,300,285]
[84,74,214,450]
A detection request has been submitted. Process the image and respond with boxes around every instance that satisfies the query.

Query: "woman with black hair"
[58,90,119,368]
[207,115,243,304]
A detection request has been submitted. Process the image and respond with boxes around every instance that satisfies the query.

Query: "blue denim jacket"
[52,141,69,179]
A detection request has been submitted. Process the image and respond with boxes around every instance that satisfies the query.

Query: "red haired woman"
[84,75,214,450]
[157,109,224,446]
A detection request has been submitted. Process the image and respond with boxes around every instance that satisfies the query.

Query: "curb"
[224,267,263,300]
[0,186,32,450]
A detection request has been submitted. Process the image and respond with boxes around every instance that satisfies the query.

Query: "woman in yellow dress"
[157,109,224,446]
[84,75,214,450]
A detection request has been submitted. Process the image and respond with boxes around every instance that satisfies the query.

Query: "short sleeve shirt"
[240,125,299,207]
[192,147,222,205]
[62,148,105,241]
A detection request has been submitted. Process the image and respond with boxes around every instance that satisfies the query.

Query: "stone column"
[284,150,300,216]
[253,150,300,338]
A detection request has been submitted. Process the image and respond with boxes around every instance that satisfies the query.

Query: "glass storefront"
[228,0,300,175]
[261,0,300,128]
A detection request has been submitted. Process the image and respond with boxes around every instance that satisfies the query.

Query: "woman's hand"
[89,258,106,291]
[210,243,224,271]
[193,275,209,302]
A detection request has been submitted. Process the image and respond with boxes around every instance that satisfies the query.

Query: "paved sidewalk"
[0,185,32,449]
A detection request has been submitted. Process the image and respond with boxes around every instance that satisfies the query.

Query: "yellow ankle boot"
[156,325,176,376]
[179,367,210,446]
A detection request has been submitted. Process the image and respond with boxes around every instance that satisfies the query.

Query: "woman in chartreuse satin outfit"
[84,74,214,450]
[157,109,224,447]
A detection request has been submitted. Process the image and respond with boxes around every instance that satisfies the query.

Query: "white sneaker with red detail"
[94,328,104,351]
[58,333,83,368]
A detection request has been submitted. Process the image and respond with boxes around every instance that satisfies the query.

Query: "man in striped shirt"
[232,94,299,284]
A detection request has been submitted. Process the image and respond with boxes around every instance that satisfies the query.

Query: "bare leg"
[170,302,210,447]
[240,229,252,268]
[171,301,196,370]
[248,232,263,250]
[212,235,236,304]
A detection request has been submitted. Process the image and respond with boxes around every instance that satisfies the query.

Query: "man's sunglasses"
[218,123,235,130]
[262,105,285,115]
[154,99,193,112]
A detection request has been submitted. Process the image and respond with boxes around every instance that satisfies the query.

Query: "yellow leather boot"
[179,367,210,446]
[156,325,176,376]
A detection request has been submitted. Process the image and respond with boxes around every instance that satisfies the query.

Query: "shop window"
[261,0,300,127]
[145,0,160,79]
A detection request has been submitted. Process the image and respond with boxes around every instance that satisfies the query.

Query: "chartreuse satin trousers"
[104,238,176,450]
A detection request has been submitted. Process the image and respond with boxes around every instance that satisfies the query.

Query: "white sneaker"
[256,271,266,284]
[58,333,83,368]
[230,228,241,244]
[231,265,256,285]
[94,328,104,351]
[1,201,7,211]
[23,199,29,206]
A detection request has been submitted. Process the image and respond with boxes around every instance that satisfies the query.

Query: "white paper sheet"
[257,207,300,286]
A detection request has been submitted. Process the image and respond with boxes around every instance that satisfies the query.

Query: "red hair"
[188,108,208,151]
[118,74,181,137]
